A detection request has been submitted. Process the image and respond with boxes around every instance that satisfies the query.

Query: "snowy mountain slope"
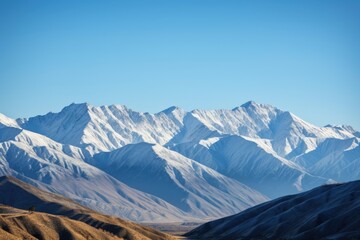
[91,143,268,219]
[0,113,19,129]
[0,126,191,222]
[189,101,280,139]
[295,137,360,182]
[171,135,330,198]
[325,124,360,137]
[165,113,223,146]
[189,101,355,157]
[185,180,360,240]
[20,103,187,153]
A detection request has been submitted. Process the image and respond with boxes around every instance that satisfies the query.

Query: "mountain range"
[0,101,359,222]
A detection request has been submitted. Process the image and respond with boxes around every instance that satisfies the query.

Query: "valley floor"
[143,222,203,236]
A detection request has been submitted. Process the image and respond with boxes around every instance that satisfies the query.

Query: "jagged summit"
[0,113,20,128]
[107,103,130,111]
[325,124,358,132]
[240,100,258,108]
[160,106,183,114]
[66,102,91,108]
[36,102,91,119]
[239,100,276,110]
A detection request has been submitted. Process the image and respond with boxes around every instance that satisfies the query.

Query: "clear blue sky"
[1,0,359,129]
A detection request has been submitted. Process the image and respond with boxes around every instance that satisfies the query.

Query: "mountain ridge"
[16,102,356,156]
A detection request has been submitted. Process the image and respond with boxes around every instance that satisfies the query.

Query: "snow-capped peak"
[160,106,182,114]
[0,113,20,129]
[17,102,358,158]
[240,100,259,108]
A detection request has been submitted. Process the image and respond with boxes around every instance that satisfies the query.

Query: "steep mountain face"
[0,113,19,129]
[295,137,360,182]
[187,102,354,157]
[171,135,330,198]
[185,180,360,240]
[20,103,186,153]
[0,176,176,240]
[165,113,223,146]
[92,143,268,219]
[0,127,190,222]
[325,124,360,138]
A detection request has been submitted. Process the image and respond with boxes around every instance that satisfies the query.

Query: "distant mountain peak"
[240,100,258,108]
[63,102,91,111]
[325,124,358,132]
[236,101,277,112]
[0,113,19,128]
[160,106,183,114]
[107,104,129,110]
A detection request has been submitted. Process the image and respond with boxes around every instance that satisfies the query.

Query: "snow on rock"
[0,126,192,222]
[0,113,20,129]
[171,135,330,198]
[91,142,268,219]
[20,103,187,153]
[295,137,360,182]
[190,101,355,157]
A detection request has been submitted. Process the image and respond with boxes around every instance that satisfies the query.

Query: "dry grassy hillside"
[0,205,122,240]
[185,181,360,240]
[0,176,176,240]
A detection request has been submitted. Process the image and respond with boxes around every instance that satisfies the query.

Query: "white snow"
[0,113,20,129]
[0,126,192,222]
[91,142,268,219]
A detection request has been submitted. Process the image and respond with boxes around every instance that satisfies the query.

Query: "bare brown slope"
[185,181,360,240]
[0,176,89,215]
[0,205,122,240]
[0,176,176,240]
